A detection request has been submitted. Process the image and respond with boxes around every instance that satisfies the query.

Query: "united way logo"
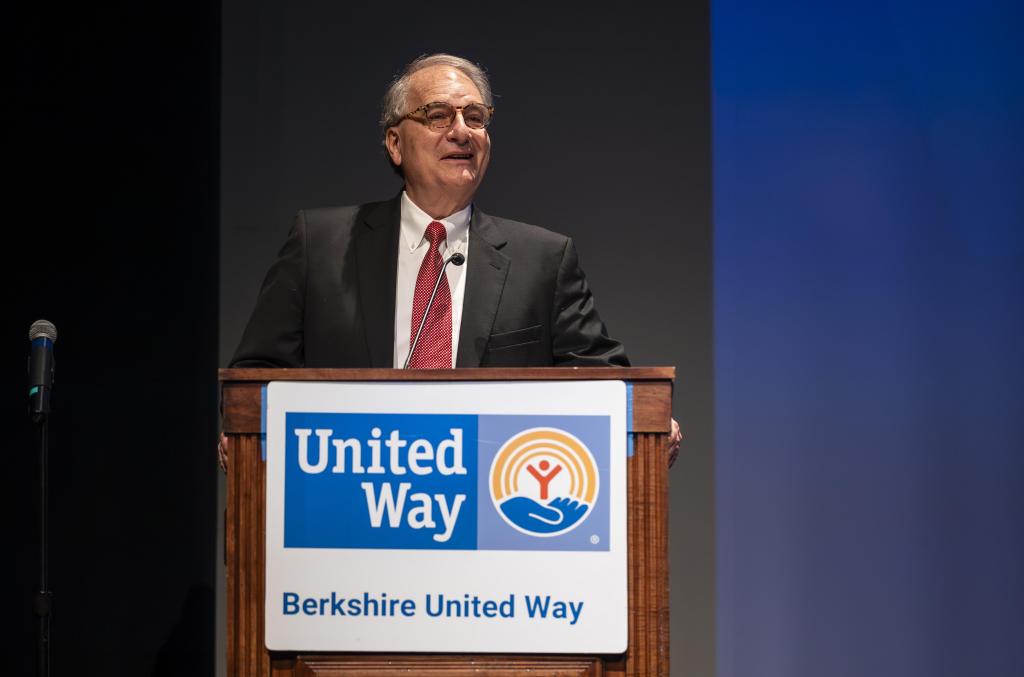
[489,428,599,537]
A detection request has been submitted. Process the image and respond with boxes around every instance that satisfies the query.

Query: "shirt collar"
[400,191,471,253]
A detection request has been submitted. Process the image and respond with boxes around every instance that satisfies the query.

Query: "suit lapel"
[456,208,510,367]
[355,195,400,367]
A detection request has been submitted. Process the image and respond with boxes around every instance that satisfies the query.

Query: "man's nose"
[446,112,472,143]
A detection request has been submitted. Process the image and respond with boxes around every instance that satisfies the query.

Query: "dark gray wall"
[219,2,712,675]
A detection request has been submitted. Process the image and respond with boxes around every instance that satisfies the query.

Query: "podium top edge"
[218,366,675,383]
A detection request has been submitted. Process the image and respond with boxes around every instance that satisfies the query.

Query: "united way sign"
[264,380,627,653]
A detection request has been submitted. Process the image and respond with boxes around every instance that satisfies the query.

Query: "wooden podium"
[220,367,674,676]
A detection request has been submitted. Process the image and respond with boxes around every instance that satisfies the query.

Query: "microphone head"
[29,319,58,342]
[450,252,466,266]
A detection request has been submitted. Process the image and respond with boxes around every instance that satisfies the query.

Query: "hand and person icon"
[498,458,590,534]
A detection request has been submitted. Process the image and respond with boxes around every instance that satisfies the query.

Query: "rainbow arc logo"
[489,427,599,537]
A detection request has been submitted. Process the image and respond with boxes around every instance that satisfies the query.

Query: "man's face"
[385,65,491,213]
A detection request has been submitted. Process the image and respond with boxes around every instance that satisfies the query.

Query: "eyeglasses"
[402,101,495,131]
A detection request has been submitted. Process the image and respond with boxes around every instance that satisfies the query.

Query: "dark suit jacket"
[230,194,629,368]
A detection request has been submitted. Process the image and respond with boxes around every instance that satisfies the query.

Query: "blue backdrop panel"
[713,2,1023,676]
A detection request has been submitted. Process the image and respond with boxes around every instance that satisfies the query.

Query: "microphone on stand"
[28,319,57,677]
[29,320,57,422]
[404,251,465,369]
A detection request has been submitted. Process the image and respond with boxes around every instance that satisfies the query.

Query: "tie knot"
[425,221,447,248]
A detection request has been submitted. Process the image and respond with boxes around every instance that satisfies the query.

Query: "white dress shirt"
[393,191,470,368]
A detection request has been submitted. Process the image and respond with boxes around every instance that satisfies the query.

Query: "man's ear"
[385,128,402,167]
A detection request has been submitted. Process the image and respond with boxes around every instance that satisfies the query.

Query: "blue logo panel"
[281,412,610,552]
[477,415,611,552]
[284,413,478,550]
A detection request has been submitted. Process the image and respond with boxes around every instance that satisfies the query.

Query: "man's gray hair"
[379,53,493,135]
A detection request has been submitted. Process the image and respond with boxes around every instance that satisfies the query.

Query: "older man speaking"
[225,53,681,463]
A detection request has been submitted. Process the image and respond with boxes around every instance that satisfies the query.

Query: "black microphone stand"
[34,411,51,677]
[29,320,56,677]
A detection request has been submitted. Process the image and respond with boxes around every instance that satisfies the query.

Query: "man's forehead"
[408,65,482,103]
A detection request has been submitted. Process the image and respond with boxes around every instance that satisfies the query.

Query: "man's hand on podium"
[218,432,228,473]
[669,418,682,468]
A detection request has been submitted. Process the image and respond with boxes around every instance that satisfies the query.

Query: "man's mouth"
[442,152,474,161]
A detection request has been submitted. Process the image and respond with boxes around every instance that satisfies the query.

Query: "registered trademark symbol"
[590,534,600,544]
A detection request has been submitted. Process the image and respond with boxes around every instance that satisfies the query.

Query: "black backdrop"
[9,3,219,674]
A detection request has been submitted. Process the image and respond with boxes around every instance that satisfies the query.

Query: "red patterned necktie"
[408,221,452,368]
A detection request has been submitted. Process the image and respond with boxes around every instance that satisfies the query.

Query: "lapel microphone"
[404,251,466,369]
